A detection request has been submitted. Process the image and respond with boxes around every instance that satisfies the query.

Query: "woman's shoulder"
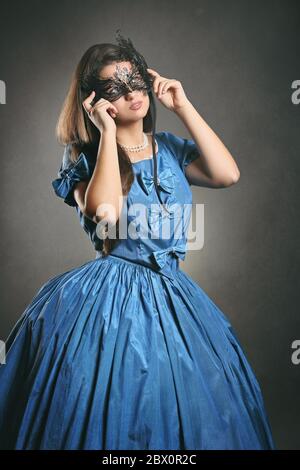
[61,143,96,171]
[156,130,193,149]
[51,143,96,207]
[156,130,200,174]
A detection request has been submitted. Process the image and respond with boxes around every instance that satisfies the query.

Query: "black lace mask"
[84,62,154,105]
[80,29,155,105]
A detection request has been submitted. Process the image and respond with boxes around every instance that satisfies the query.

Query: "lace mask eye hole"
[130,73,148,89]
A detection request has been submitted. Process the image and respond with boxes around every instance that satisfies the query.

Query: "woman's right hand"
[82,91,119,133]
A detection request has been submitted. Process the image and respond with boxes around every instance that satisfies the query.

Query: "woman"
[0,30,275,450]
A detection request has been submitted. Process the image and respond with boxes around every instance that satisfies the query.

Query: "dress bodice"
[52,131,200,279]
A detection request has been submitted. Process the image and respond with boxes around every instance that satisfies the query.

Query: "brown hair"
[55,43,157,256]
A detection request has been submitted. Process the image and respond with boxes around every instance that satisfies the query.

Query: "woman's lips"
[130,101,143,110]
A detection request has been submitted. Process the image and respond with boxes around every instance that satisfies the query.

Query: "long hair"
[55,42,157,256]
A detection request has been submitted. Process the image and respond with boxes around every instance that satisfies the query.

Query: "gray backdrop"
[0,0,299,449]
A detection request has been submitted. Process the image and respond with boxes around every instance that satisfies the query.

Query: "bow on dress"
[151,243,186,270]
[51,153,90,206]
[140,167,177,231]
[148,203,179,232]
[140,167,175,196]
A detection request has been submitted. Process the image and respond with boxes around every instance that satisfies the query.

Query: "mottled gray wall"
[0,0,299,449]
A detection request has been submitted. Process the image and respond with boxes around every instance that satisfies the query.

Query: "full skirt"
[0,255,275,450]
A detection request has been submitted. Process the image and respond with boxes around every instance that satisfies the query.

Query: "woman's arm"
[146,68,240,189]
[175,101,240,188]
[74,128,123,224]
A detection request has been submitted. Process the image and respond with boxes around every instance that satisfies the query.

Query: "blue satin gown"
[0,131,275,450]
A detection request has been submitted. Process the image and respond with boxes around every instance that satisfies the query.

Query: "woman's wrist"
[101,127,117,138]
[174,99,194,117]
[96,128,117,159]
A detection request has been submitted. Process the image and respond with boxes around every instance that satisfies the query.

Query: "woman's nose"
[124,90,141,100]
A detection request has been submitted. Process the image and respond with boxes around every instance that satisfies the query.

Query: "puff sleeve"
[51,144,92,207]
[160,131,200,176]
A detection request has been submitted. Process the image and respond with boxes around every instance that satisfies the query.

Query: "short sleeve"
[159,131,200,175]
[51,144,92,207]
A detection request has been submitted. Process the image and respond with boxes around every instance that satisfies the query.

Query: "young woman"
[0,31,275,450]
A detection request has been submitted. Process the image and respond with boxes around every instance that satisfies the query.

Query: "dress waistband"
[95,251,179,281]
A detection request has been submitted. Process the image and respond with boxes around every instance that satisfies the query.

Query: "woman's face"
[99,61,150,122]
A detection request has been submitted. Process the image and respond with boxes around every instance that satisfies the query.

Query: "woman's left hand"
[147,68,190,112]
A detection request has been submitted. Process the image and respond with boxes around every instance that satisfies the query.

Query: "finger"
[147,69,162,93]
[107,106,118,118]
[93,100,118,114]
[91,102,118,119]
[85,97,106,116]
[83,104,93,117]
[87,90,96,106]
[153,77,163,94]
[162,80,173,95]
[147,68,159,76]
[82,91,95,113]
[158,79,169,96]
[109,109,117,118]
[106,102,118,113]
[161,83,170,94]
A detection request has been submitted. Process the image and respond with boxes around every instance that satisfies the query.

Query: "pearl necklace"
[117,132,148,152]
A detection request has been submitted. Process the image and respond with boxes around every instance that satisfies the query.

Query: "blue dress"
[0,131,275,450]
